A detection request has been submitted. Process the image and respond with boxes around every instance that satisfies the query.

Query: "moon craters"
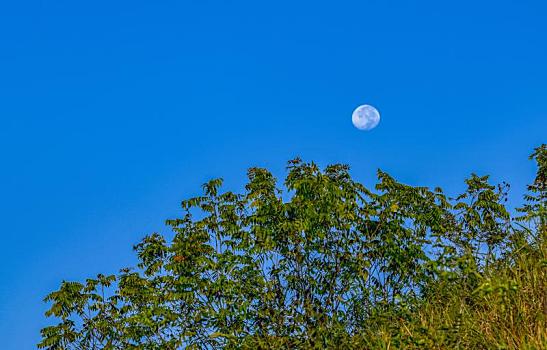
[352,105,380,131]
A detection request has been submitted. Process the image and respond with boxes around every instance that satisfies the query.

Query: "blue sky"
[0,1,546,348]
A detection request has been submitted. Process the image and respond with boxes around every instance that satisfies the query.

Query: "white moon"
[352,104,380,130]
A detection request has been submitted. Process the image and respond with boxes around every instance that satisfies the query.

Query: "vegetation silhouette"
[40,145,546,349]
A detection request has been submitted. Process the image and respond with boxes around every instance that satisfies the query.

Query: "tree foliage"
[40,145,547,349]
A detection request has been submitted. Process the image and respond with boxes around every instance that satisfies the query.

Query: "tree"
[39,146,546,349]
[518,144,547,238]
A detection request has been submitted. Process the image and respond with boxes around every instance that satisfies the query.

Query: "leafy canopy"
[39,145,546,349]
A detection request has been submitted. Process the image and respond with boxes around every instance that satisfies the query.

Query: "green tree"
[39,146,546,349]
[518,144,547,238]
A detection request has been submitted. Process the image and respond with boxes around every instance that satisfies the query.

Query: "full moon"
[352,104,380,131]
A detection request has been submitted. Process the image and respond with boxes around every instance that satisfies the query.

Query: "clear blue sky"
[0,1,545,348]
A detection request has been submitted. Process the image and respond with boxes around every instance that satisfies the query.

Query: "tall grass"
[358,237,546,349]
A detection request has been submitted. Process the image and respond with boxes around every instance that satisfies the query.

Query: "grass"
[359,238,547,349]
